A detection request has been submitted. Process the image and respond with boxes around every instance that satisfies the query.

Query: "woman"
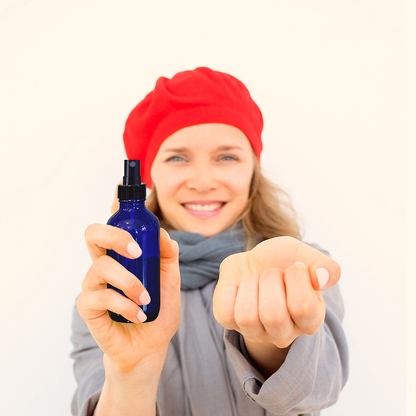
[71,67,348,416]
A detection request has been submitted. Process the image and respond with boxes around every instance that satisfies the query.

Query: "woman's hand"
[77,224,181,374]
[213,236,340,358]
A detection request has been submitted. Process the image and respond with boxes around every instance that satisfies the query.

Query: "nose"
[186,162,218,192]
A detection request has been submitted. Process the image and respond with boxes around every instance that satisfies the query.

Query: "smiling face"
[150,123,255,237]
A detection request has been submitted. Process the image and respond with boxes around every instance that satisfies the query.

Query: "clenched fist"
[213,236,341,351]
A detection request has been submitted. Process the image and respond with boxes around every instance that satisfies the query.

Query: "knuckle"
[214,310,236,329]
[291,262,307,271]
[235,311,259,328]
[290,301,315,318]
[76,294,86,315]
[80,277,88,291]
[81,265,97,290]
[84,224,93,239]
[220,252,244,271]
[274,338,294,349]
[303,327,318,336]
[260,309,286,328]
[302,320,322,335]
[271,325,293,342]
[95,254,112,271]
[103,287,118,304]
[219,256,232,273]
[84,256,114,288]
[245,334,263,343]
[84,223,98,242]
[124,275,140,294]
[110,227,129,247]
[109,229,122,247]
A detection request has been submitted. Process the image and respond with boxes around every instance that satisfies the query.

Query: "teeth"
[184,203,223,211]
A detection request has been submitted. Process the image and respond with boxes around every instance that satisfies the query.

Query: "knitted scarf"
[170,224,247,291]
[159,224,253,415]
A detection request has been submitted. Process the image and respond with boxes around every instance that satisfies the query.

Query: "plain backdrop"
[0,1,413,415]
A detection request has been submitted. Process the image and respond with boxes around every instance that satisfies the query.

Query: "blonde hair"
[146,157,301,250]
[235,157,301,249]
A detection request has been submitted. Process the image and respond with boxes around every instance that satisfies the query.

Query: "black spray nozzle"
[123,160,142,185]
[118,159,146,200]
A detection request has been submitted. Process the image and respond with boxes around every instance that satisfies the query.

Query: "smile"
[183,203,223,211]
[181,201,226,218]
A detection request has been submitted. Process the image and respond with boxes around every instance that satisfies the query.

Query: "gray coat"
[70,279,348,416]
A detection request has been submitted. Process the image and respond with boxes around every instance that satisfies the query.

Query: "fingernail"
[294,262,305,265]
[139,291,151,305]
[127,242,142,258]
[161,228,171,240]
[316,268,329,289]
[137,308,147,322]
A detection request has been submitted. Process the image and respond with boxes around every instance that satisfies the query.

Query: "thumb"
[160,228,179,263]
[291,239,341,291]
[159,228,181,293]
[309,259,341,291]
[252,237,341,292]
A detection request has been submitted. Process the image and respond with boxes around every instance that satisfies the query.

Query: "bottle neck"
[118,199,146,210]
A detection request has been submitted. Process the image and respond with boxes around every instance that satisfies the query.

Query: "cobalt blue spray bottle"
[107,160,160,323]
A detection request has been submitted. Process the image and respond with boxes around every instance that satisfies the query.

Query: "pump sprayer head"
[118,160,147,200]
[123,160,142,186]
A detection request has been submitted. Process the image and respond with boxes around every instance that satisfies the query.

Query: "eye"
[166,155,185,162]
[220,155,237,161]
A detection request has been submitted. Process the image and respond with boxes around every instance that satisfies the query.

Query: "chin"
[195,230,218,238]
[189,222,230,238]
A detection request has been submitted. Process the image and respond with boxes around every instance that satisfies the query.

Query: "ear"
[110,179,123,214]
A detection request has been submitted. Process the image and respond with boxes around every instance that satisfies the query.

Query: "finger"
[234,273,264,340]
[83,255,150,306]
[77,289,145,324]
[85,223,142,262]
[160,228,179,263]
[159,228,182,298]
[251,237,341,291]
[258,268,294,347]
[214,252,246,329]
[218,252,247,286]
[213,281,238,330]
[294,243,341,291]
[284,262,325,335]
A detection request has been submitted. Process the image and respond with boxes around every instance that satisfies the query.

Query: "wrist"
[243,337,291,379]
[103,347,167,378]
[94,350,167,416]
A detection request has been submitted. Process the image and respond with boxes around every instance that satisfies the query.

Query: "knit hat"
[123,67,263,189]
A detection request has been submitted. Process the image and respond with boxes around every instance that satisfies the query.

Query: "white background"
[0,1,413,415]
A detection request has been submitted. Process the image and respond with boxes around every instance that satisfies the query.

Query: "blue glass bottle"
[107,160,160,323]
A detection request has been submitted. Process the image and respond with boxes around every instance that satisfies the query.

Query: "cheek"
[225,183,251,213]
[229,170,253,197]
[151,168,184,196]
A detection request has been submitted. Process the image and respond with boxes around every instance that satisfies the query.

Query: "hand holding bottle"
[77,225,180,373]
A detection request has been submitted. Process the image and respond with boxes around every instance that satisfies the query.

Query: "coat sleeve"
[224,282,349,415]
[70,298,104,416]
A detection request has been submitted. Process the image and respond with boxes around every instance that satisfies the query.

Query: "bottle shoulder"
[107,206,160,229]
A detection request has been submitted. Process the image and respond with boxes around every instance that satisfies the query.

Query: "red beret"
[123,67,263,189]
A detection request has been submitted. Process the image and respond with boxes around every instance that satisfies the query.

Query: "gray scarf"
[159,224,260,416]
[170,224,247,291]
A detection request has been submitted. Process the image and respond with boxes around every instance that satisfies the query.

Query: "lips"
[181,201,226,218]
[183,202,224,211]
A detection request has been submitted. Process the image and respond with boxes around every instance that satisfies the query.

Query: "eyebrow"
[161,145,244,153]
